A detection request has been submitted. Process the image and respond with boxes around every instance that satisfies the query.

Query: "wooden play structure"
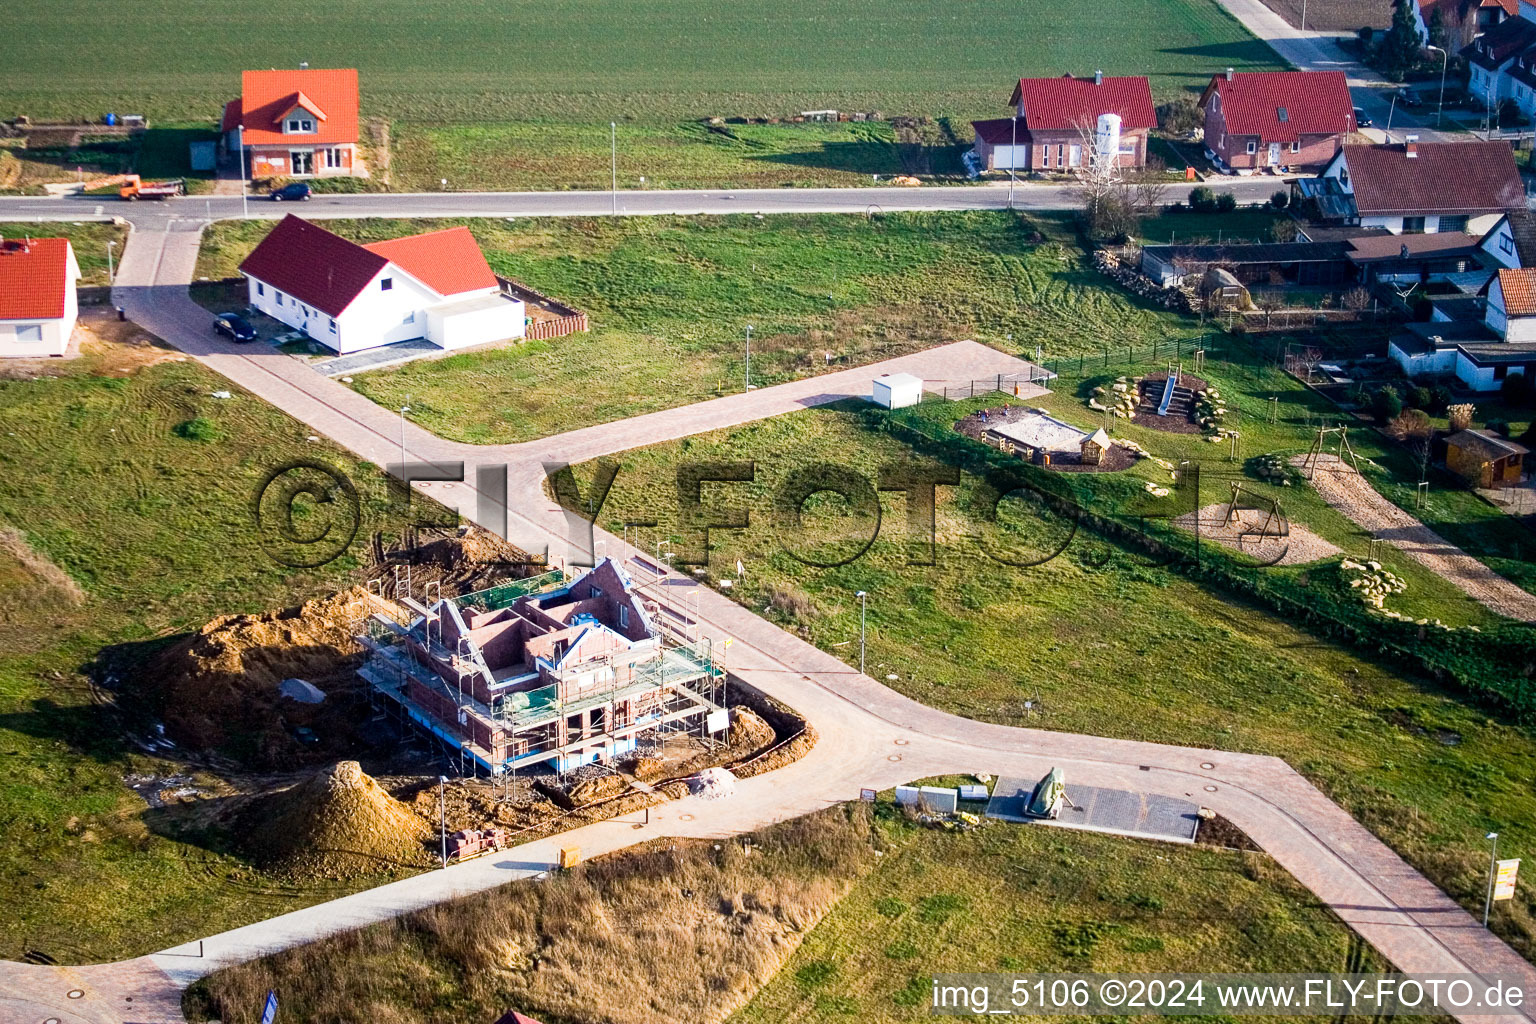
[1220,482,1289,548]
[1299,425,1363,480]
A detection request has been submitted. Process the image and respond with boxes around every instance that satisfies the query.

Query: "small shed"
[1080,427,1110,465]
[871,372,923,409]
[1445,429,1528,488]
[188,140,217,172]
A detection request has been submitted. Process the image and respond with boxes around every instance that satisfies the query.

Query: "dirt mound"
[139,588,368,758]
[727,707,775,756]
[237,761,431,879]
[370,527,541,595]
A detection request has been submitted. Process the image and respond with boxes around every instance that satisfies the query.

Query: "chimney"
[1225,67,1234,81]
[1095,69,1103,85]
[1405,133,1419,157]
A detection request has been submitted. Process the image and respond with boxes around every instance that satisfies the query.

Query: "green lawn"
[0,351,417,962]
[18,221,130,286]
[731,808,1355,1023]
[1,125,218,196]
[3,0,1280,125]
[579,399,1536,959]
[1137,208,1288,244]
[197,212,1214,444]
[391,120,955,192]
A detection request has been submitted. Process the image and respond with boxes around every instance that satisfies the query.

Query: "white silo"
[1094,112,1122,168]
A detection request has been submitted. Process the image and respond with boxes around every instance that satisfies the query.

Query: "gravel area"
[1294,455,1536,623]
[1173,503,1342,566]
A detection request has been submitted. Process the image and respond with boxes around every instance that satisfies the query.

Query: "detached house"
[1418,0,1518,48]
[0,237,79,358]
[971,72,1156,172]
[223,68,361,179]
[1464,7,1536,114]
[1389,266,1536,390]
[1310,139,1524,235]
[238,215,525,355]
[1199,70,1355,174]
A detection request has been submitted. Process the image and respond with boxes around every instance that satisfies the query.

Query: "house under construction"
[357,558,728,775]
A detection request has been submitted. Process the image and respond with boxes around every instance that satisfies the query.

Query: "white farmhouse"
[238,215,525,355]
[1311,139,1524,236]
[0,237,80,358]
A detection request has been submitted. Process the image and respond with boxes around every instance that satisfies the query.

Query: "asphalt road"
[0,178,1291,227]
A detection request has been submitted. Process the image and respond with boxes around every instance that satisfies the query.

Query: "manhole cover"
[46,1017,60,1024]
[888,754,903,762]
[67,990,84,999]
[1204,785,1218,792]
[679,813,694,821]
[1200,762,1215,770]
[893,738,909,746]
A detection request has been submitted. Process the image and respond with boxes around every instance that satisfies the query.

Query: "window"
[1277,106,1289,122]
[380,278,393,291]
[589,585,603,598]
[1439,215,1469,232]
[15,324,42,342]
[328,318,337,334]
[1502,234,1516,254]
[1496,364,1509,380]
[256,282,264,296]
[1290,141,1300,153]
[323,147,344,169]
[1246,140,1257,154]
[618,605,629,628]
[1056,144,1065,166]
[286,118,315,133]
[1403,216,1426,234]
[276,294,284,306]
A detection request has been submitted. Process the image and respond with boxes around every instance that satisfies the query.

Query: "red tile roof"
[239,216,387,317]
[222,69,359,146]
[238,216,499,316]
[1497,267,1536,315]
[1342,140,1524,217]
[0,237,76,320]
[1201,71,1354,142]
[1008,75,1156,132]
[364,227,497,297]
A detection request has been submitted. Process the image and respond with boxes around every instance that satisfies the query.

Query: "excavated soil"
[136,588,370,762]
[234,761,433,879]
[367,527,543,596]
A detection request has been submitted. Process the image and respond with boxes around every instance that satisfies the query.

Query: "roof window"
[1277,106,1289,122]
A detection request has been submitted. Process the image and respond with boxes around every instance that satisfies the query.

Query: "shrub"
[1268,190,1289,210]
[1187,186,1217,214]
[1388,408,1431,440]
[1486,419,1511,437]
[1500,370,1533,406]
[174,417,222,442]
[1372,385,1403,421]
[1406,385,1432,409]
[1214,192,1238,213]
[1157,95,1202,134]
[1447,402,1475,431]
[1428,385,1452,413]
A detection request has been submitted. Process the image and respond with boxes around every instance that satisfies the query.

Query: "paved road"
[0,176,1287,230]
[7,202,1536,1024]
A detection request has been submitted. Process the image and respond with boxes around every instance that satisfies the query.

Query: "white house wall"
[1359,213,1503,234]
[0,315,70,357]
[424,296,526,350]
[246,264,444,355]
[1388,341,1458,377]
[1455,353,1503,389]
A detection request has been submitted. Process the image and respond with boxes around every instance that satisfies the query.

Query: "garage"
[424,294,527,351]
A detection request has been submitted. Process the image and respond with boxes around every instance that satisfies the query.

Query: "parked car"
[1354,107,1374,128]
[1396,87,1424,107]
[270,182,311,201]
[213,312,256,342]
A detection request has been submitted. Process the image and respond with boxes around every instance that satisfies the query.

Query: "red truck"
[447,827,507,861]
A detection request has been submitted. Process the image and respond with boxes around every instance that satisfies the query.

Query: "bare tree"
[1253,288,1285,328]
[1389,408,1435,481]
[1285,345,1324,382]
[1341,286,1371,313]
[1129,159,1170,213]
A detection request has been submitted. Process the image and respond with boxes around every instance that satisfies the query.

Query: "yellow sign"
[1495,858,1520,901]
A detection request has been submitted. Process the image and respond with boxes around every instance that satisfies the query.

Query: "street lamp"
[399,394,412,479]
[439,776,449,868]
[106,240,117,286]
[1387,93,1399,137]
[1008,113,1018,210]
[236,124,248,220]
[1426,45,1449,128]
[744,325,753,392]
[855,590,868,675]
[1484,831,1500,926]
[610,122,618,215]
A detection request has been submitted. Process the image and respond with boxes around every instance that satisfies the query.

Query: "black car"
[213,312,257,343]
[271,182,311,201]
[1353,106,1373,128]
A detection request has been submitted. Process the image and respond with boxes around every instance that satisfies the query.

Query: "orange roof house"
[0,237,80,358]
[223,68,362,180]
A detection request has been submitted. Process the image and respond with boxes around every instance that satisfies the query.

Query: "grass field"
[186,802,1356,1024]
[0,349,417,962]
[579,398,1536,958]
[1,222,130,286]
[2,0,1281,126]
[197,211,1217,444]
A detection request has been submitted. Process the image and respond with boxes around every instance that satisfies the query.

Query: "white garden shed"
[871,372,923,409]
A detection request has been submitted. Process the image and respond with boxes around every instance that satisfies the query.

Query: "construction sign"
[1495,859,1521,901]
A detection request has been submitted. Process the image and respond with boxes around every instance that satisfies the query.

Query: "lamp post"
[237,124,248,220]
[106,240,116,285]
[1484,831,1500,926]
[438,776,449,868]
[399,394,412,479]
[610,122,618,215]
[1008,113,1018,210]
[1387,94,1399,137]
[1426,45,1449,128]
[855,590,868,675]
[744,325,753,392]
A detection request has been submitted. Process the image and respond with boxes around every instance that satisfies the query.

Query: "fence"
[497,274,591,341]
[525,313,589,341]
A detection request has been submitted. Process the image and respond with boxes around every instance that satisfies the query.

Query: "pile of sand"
[370,527,541,595]
[238,761,431,879]
[139,588,368,756]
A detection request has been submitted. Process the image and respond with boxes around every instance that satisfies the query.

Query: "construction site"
[356,556,732,782]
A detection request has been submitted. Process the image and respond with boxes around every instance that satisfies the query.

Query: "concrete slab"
[312,337,441,376]
[985,776,1199,844]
